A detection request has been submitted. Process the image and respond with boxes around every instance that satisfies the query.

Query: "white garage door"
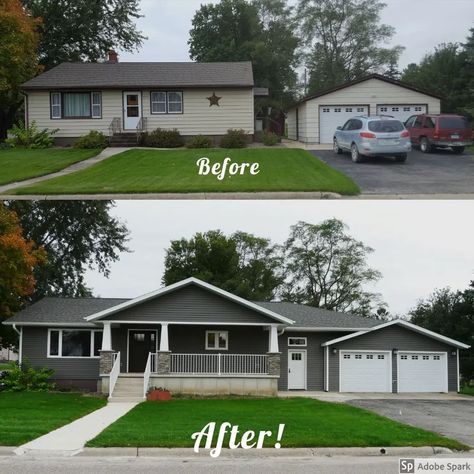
[376,105,427,123]
[398,352,448,393]
[319,105,369,144]
[340,351,391,392]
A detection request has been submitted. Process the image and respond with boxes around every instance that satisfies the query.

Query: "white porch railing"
[169,353,268,375]
[108,351,121,398]
[143,352,152,399]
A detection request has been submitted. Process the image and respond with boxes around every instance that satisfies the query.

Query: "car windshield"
[438,117,470,129]
[368,120,404,133]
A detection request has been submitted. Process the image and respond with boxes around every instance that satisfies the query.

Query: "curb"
[77,446,455,458]
[0,446,16,456]
[0,192,343,200]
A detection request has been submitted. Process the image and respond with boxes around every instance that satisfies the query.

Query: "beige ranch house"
[287,74,442,144]
[21,53,257,146]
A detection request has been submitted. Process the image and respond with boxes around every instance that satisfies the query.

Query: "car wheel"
[395,153,407,163]
[420,137,432,153]
[452,146,465,154]
[333,139,343,155]
[351,143,362,163]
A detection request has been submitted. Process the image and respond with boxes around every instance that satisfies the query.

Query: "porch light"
[332,348,337,355]
[392,348,398,355]
[451,350,457,356]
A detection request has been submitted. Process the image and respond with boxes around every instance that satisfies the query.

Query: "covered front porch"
[98,321,281,399]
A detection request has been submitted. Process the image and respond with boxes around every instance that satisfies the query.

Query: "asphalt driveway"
[312,148,474,196]
[348,399,474,447]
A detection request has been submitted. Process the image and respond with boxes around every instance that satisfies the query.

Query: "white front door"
[123,91,141,130]
[288,350,306,389]
[340,351,392,392]
[376,105,427,123]
[398,352,448,393]
[319,105,369,144]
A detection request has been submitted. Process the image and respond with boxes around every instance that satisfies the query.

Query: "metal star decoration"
[207,92,222,107]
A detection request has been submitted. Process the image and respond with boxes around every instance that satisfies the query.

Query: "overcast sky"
[119,0,474,70]
[84,200,474,317]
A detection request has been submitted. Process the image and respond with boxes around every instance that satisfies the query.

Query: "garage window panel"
[423,355,430,360]
[366,354,374,359]
[343,354,351,359]
[434,355,440,360]
[412,355,418,360]
[378,355,385,359]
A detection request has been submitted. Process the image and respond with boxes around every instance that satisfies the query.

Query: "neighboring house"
[21,52,256,146]
[3,278,468,400]
[286,74,442,144]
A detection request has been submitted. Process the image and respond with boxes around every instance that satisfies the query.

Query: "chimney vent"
[107,50,118,63]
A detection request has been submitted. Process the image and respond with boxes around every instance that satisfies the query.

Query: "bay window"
[48,329,103,357]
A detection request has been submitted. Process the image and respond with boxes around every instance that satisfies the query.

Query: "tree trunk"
[0,104,22,141]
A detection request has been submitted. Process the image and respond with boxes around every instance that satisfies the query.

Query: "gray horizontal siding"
[103,284,276,324]
[329,325,458,392]
[22,327,100,380]
[279,331,350,391]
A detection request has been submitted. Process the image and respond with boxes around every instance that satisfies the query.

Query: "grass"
[460,385,474,396]
[0,391,106,446]
[0,148,101,186]
[0,363,12,371]
[86,397,466,450]
[8,148,360,195]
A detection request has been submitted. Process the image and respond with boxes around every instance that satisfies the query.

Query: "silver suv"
[333,116,411,163]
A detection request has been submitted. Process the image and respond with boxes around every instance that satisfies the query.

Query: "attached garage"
[340,351,391,392]
[398,352,448,393]
[286,74,441,144]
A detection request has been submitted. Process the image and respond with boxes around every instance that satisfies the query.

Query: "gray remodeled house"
[21,52,256,146]
[3,278,469,401]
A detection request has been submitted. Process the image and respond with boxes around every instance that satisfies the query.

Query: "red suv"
[405,114,473,154]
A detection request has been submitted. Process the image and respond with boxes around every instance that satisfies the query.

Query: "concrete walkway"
[14,402,138,456]
[0,147,131,194]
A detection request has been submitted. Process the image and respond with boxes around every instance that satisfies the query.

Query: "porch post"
[99,321,114,375]
[267,325,281,376]
[160,323,169,352]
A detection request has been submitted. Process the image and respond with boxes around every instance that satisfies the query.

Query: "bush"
[1,360,55,392]
[261,131,280,146]
[220,129,248,148]
[6,121,58,149]
[73,130,109,149]
[186,135,213,149]
[142,128,184,148]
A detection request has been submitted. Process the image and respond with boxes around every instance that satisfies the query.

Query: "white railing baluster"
[143,352,152,399]
[108,351,121,398]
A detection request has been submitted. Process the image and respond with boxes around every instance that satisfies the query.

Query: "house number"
[196,157,260,180]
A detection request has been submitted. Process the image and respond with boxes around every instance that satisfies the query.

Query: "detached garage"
[323,320,469,393]
[286,74,441,144]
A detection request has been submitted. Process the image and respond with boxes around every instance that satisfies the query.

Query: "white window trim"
[91,92,102,119]
[47,328,102,358]
[167,91,183,114]
[51,92,62,119]
[151,91,167,115]
[288,336,307,347]
[205,330,228,351]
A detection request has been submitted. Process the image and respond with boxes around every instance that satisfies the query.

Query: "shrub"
[186,135,213,149]
[6,121,58,149]
[220,129,248,148]
[142,128,184,148]
[1,360,55,392]
[261,131,280,146]
[73,130,109,149]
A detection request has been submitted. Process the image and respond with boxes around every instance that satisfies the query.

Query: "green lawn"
[0,392,106,446]
[9,148,360,195]
[0,148,101,186]
[0,363,12,371]
[87,397,466,450]
[460,385,474,396]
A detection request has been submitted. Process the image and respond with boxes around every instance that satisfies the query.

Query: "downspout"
[20,92,29,128]
[12,324,22,364]
[324,346,329,392]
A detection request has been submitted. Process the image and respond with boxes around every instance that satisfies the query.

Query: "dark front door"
[128,330,156,372]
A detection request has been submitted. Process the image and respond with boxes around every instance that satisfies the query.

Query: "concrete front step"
[108,396,144,403]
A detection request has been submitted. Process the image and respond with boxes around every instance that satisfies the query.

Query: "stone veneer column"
[99,350,115,375]
[157,351,171,374]
[267,352,281,376]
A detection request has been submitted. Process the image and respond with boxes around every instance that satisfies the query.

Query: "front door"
[128,330,157,372]
[288,350,306,389]
[123,92,141,130]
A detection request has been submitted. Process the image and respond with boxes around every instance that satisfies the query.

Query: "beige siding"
[297,102,307,141]
[286,108,297,140]
[290,78,441,143]
[27,88,254,138]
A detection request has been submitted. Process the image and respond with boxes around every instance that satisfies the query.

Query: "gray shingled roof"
[4,296,380,330]
[22,62,254,90]
[253,302,381,329]
[4,297,129,325]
